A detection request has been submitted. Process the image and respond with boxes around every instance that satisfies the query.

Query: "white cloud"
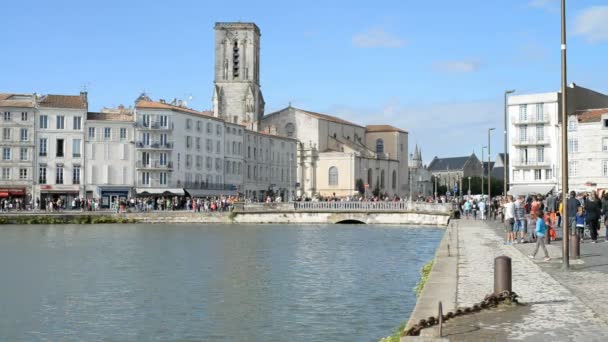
[528,0,559,13]
[574,6,608,43]
[433,60,481,73]
[352,27,406,48]
[327,99,502,163]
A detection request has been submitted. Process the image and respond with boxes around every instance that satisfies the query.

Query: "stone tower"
[212,22,265,130]
[411,144,423,168]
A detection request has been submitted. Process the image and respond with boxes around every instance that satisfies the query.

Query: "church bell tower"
[212,22,265,130]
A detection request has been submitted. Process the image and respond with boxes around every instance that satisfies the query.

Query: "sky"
[2,0,608,163]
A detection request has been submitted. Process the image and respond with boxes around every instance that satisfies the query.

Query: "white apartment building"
[85,110,136,207]
[133,96,236,198]
[567,108,608,192]
[508,85,608,196]
[224,122,244,195]
[34,93,88,207]
[243,129,297,200]
[0,93,36,203]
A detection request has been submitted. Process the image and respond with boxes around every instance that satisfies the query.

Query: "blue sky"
[2,0,607,163]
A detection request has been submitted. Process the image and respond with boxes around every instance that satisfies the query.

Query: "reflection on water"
[0,224,443,342]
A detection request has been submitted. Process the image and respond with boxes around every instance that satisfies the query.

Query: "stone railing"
[294,201,451,213]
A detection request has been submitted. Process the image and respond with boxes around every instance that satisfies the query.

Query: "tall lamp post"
[560,0,570,270]
[488,128,495,200]
[482,146,487,196]
[468,176,471,195]
[504,90,515,196]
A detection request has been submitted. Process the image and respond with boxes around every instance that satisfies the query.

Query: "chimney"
[80,91,88,109]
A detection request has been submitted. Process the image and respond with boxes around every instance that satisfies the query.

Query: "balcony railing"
[135,161,173,169]
[511,136,551,146]
[135,122,173,130]
[135,141,173,149]
[512,115,549,125]
[512,159,552,167]
[293,201,452,213]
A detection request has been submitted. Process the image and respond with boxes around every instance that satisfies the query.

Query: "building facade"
[427,154,483,194]
[508,84,608,195]
[260,106,407,198]
[34,94,88,208]
[566,108,608,192]
[0,93,36,203]
[85,110,136,207]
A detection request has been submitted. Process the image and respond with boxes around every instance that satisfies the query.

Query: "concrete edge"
[401,221,459,340]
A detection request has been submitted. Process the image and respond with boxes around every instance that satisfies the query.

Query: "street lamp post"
[504,90,515,196]
[561,0,570,270]
[488,128,496,199]
[468,176,471,195]
[482,146,487,196]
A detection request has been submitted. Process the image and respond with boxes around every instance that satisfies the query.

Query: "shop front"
[99,187,132,209]
[39,185,82,210]
[0,187,29,210]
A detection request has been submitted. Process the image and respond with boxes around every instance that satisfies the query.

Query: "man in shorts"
[514,196,527,243]
[503,195,516,245]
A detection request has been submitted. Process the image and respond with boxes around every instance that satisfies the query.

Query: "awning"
[135,188,185,196]
[0,192,9,198]
[508,184,555,197]
[185,188,237,197]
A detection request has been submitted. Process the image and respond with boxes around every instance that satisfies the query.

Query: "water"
[0,223,443,342]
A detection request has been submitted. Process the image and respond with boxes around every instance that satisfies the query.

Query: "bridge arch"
[334,219,366,224]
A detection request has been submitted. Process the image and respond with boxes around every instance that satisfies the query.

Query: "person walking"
[529,210,551,261]
[503,195,515,245]
[479,200,486,220]
[575,206,586,241]
[514,196,527,243]
[585,191,602,243]
[567,191,580,237]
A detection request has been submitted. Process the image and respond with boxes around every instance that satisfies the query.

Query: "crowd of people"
[453,190,608,261]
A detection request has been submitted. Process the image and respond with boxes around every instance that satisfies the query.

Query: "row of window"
[185,119,242,136]
[38,138,81,158]
[140,171,168,185]
[88,127,127,140]
[2,128,29,141]
[3,111,29,121]
[518,103,545,121]
[518,125,545,141]
[36,166,80,185]
[1,147,30,161]
[0,167,29,180]
[38,115,82,130]
[246,164,291,183]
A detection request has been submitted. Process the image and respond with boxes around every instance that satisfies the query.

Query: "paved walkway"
[442,219,608,341]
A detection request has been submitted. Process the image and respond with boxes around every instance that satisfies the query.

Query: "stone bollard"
[494,256,512,295]
[570,233,580,259]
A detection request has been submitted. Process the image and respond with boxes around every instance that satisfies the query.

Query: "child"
[575,206,586,241]
[529,210,551,261]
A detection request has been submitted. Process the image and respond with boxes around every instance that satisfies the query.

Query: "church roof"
[365,125,408,133]
[427,155,475,171]
[264,106,365,128]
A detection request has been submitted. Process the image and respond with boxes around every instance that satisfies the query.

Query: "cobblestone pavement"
[444,219,608,341]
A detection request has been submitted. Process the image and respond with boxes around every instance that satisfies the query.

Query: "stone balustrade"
[239,201,451,214]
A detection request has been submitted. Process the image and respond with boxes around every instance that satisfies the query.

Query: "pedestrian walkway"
[443,219,608,341]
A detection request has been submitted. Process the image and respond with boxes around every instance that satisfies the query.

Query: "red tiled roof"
[576,108,608,123]
[39,94,87,109]
[87,112,134,122]
[365,124,407,133]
